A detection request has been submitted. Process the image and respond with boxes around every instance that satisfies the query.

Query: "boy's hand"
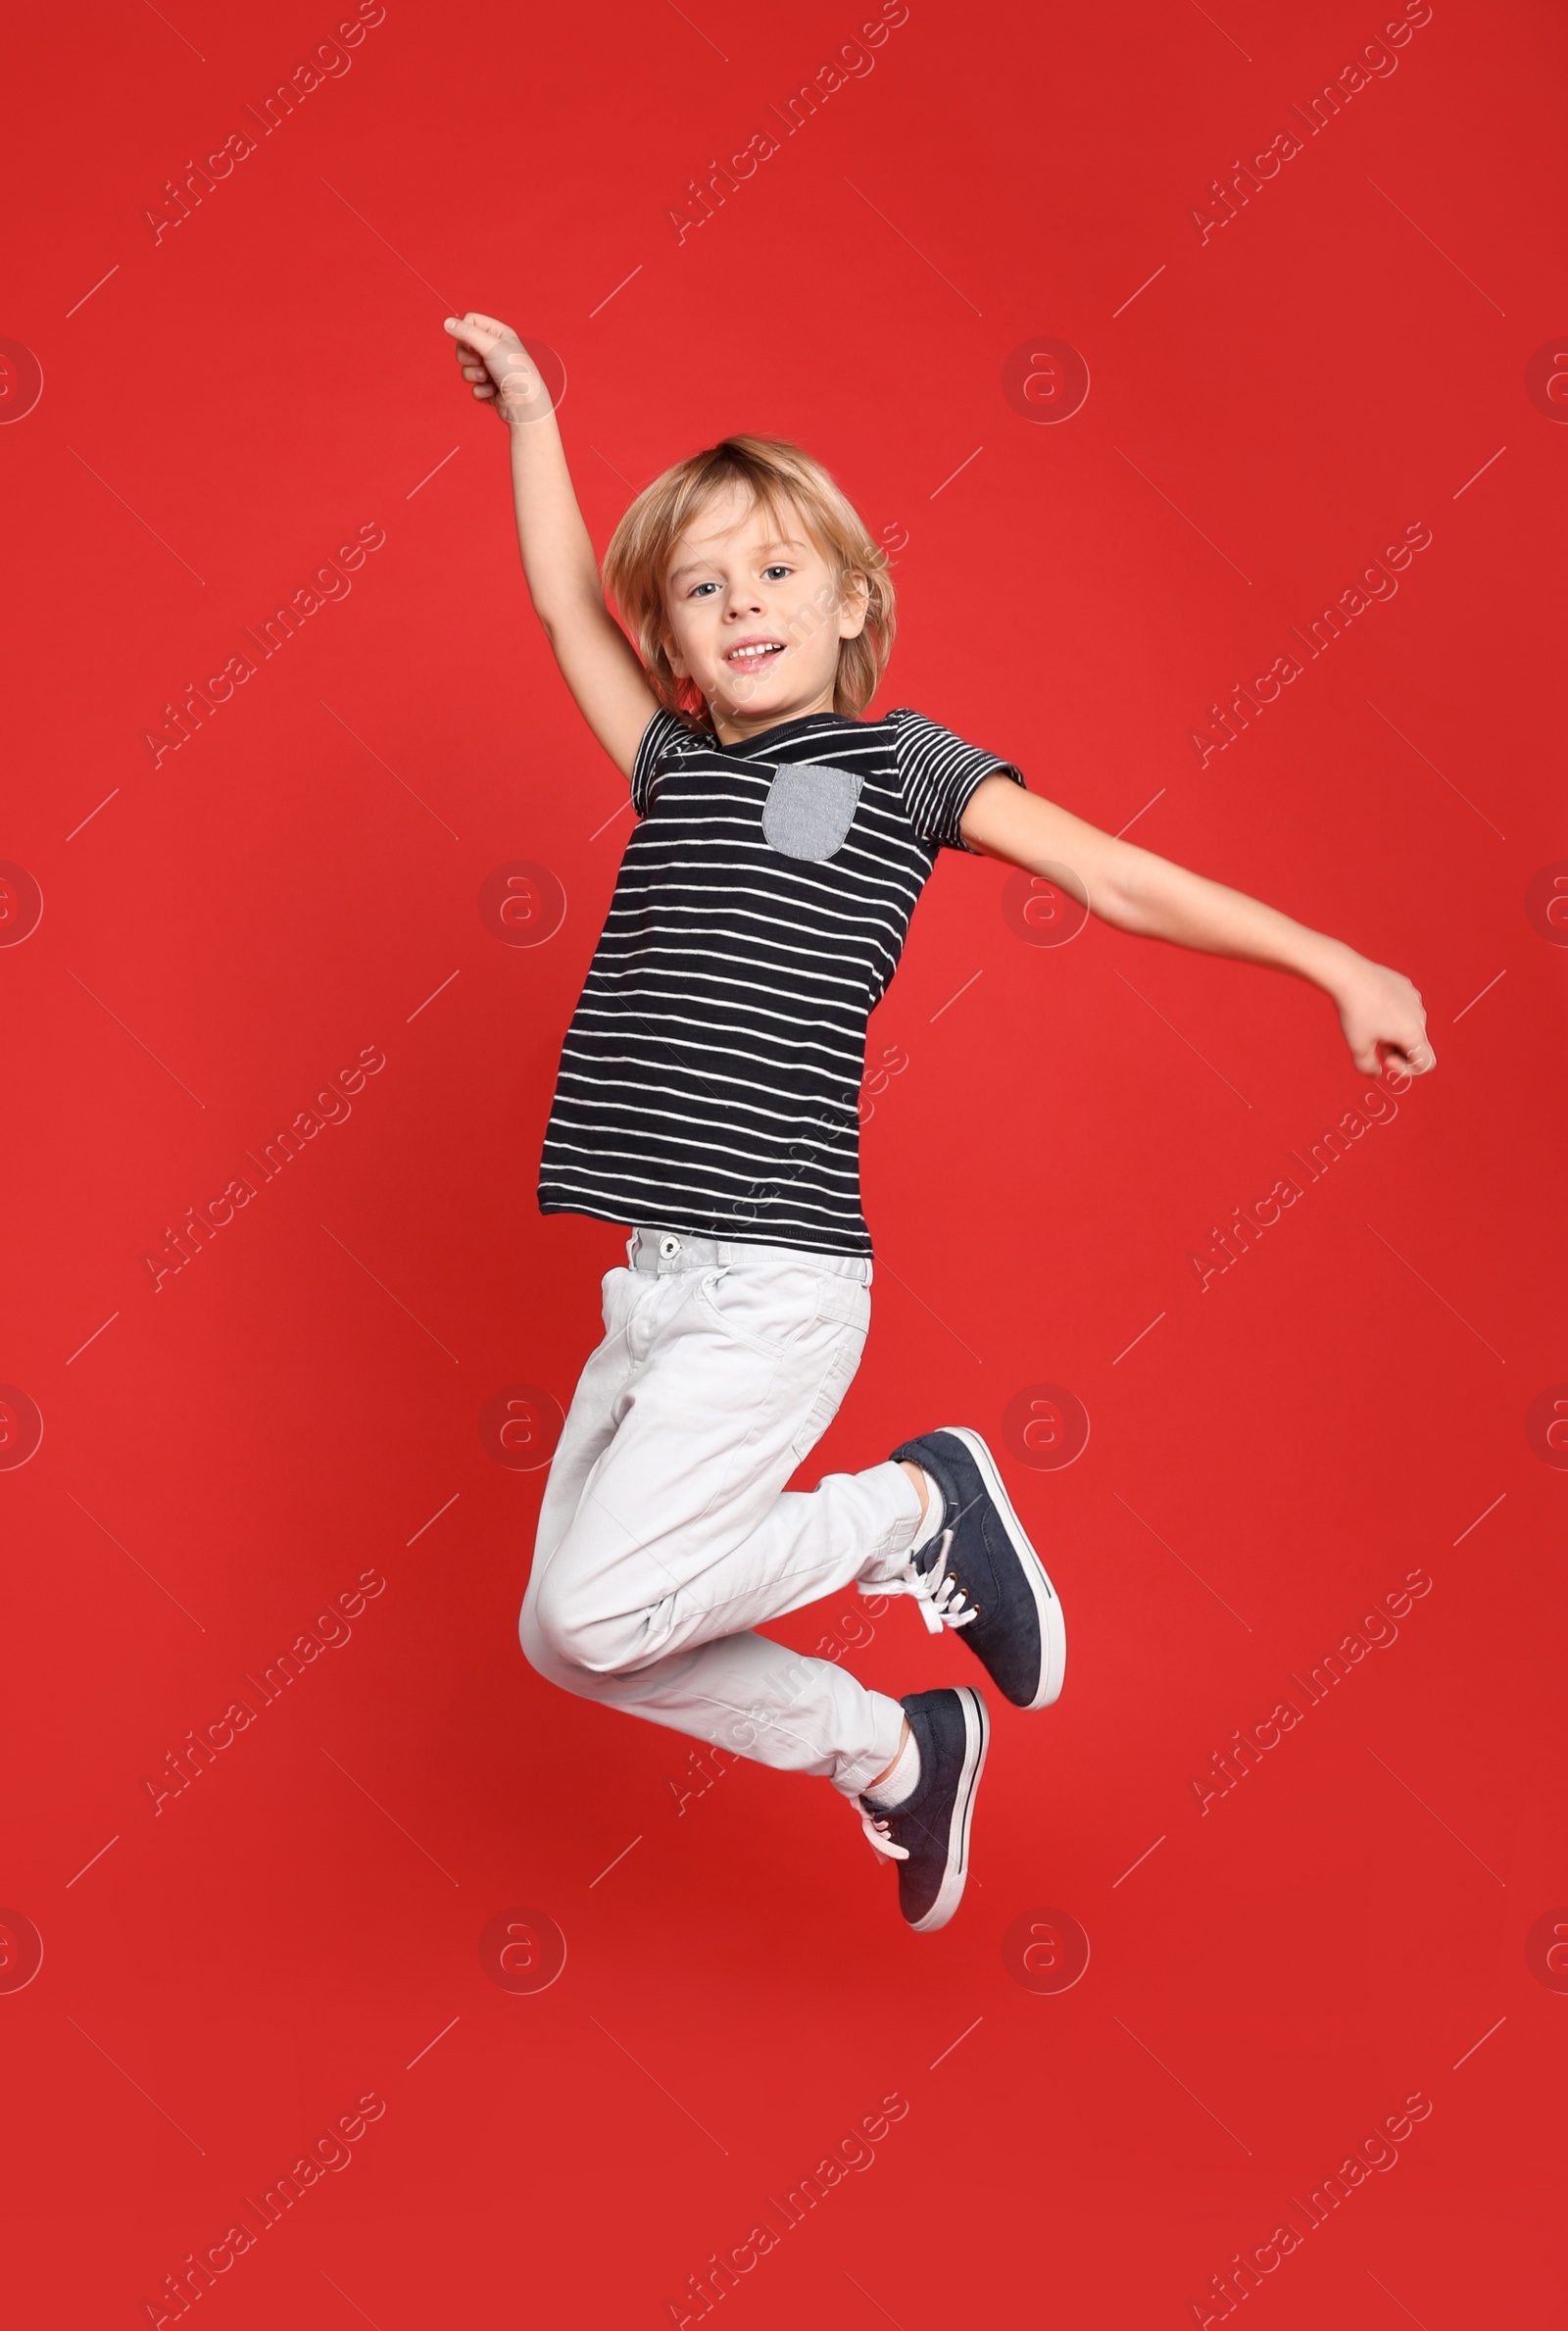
[444,312,554,426]
[444,306,657,779]
[1332,955,1435,1078]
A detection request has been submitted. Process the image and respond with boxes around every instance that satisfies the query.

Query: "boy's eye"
[688,564,790,597]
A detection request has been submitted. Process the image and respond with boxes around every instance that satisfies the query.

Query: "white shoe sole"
[942,1424,1067,1711]
[911,1685,989,1934]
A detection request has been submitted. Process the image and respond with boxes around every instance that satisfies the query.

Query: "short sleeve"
[887,706,1026,851]
[629,705,695,815]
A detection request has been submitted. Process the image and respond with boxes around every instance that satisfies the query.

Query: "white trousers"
[519,1227,924,1797]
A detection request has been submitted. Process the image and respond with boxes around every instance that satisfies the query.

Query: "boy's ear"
[837,569,871,641]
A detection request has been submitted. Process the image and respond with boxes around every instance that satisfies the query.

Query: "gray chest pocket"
[760,763,863,863]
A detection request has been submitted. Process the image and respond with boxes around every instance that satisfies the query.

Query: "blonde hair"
[601,435,896,731]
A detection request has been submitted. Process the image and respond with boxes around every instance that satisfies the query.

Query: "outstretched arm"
[444,312,658,780]
[960,773,1434,1079]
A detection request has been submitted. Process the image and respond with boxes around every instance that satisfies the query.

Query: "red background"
[3,0,1564,2322]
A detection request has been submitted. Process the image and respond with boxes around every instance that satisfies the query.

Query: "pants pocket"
[601,1265,657,1364]
[696,1259,826,1355]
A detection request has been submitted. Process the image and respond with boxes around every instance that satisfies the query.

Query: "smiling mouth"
[724,639,785,670]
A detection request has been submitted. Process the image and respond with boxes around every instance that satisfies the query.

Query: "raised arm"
[960,773,1434,1079]
[444,312,659,780]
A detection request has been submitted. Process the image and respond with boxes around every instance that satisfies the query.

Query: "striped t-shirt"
[537,703,1024,1256]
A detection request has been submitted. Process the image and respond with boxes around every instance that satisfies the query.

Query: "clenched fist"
[443,312,554,426]
[1332,957,1435,1078]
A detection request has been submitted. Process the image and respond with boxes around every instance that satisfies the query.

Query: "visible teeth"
[729,643,779,660]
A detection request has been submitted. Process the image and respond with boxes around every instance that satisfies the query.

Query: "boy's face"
[661,483,867,737]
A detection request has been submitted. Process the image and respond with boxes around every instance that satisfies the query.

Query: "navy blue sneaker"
[860,1686,988,1932]
[884,1427,1066,1711]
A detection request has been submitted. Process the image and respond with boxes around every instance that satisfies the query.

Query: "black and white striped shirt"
[538,705,1024,1256]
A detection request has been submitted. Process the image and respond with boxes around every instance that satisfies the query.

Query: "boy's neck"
[710,683,842,748]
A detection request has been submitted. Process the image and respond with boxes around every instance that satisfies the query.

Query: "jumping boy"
[444,311,1434,1932]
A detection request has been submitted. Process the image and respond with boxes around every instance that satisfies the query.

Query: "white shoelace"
[877,1527,979,1638]
[859,1808,908,1860]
